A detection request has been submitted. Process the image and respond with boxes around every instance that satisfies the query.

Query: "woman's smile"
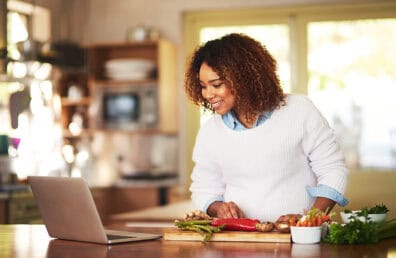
[199,62,235,115]
[210,99,224,110]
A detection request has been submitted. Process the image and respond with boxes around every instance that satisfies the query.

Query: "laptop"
[28,176,162,244]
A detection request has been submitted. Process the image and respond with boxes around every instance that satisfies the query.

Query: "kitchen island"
[0,224,395,258]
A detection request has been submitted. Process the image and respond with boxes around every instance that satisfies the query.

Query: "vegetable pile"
[324,204,396,244]
[174,210,275,242]
[294,208,332,227]
[175,205,396,244]
[324,215,396,244]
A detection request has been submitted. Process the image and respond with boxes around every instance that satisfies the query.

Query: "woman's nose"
[204,86,215,99]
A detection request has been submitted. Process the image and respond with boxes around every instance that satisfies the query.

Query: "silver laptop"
[28,176,162,244]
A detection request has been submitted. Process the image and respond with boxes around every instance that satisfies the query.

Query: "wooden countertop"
[1,224,396,258]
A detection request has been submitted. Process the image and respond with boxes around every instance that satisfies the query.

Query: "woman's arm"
[190,119,227,212]
[302,97,349,207]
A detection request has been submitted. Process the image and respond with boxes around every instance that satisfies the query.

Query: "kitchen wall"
[33,0,395,217]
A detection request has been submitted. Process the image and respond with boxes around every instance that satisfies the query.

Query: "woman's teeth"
[211,100,222,109]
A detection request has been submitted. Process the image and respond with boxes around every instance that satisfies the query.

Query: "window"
[308,19,396,169]
[1,1,59,179]
[7,11,29,60]
[184,2,396,172]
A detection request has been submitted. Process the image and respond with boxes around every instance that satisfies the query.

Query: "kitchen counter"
[0,187,41,224]
[0,180,180,225]
[0,224,395,258]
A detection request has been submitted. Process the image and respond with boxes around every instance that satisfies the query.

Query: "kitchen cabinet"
[0,195,6,223]
[56,39,179,137]
[0,190,41,224]
[86,39,180,193]
[54,40,180,207]
[91,186,166,225]
[87,39,178,135]
[54,69,90,139]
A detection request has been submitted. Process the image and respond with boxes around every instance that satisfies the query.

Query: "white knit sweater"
[190,94,348,222]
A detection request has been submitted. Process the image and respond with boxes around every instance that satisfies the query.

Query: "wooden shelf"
[88,41,158,81]
[91,79,157,87]
[54,69,90,134]
[90,128,178,136]
[61,97,91,106]
[87,40,158,48]
[62,129,93,139]
[88,39,178,134]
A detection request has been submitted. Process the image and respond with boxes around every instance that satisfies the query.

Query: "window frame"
[7,0,51,43]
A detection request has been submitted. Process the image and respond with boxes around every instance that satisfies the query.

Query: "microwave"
[93,84,158,130]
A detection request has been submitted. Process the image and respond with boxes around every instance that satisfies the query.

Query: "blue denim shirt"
[217,110,349,208]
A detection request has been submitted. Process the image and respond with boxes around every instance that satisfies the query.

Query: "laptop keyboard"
[107,234,136,240]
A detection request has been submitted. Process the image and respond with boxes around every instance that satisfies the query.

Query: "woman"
[185,33,349,222]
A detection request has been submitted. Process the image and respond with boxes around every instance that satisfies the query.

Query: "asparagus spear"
[174,219,223,242]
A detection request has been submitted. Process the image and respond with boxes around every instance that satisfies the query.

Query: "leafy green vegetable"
[367,204,389,214]
[324,213,378,244]
[353,204,389,217]
[342,204,389,216]
[324,212,396,244]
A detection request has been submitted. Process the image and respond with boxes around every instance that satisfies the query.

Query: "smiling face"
[199,62,235,115]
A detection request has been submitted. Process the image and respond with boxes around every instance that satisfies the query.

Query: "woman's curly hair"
[185,33,285,121]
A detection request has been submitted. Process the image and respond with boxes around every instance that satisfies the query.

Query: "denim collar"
[222,109,273,131]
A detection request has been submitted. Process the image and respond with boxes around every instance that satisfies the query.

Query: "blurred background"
[0,0,395,224]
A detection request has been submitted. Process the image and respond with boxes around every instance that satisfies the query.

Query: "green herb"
[323,213,378,244]
[367,204,389,214]
[355,208,370,218]
[323,213,396,244]
[342,204,389,217]
[174,220,224,242]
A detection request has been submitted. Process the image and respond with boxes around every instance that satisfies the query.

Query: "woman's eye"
[200,84,207,90]
[212,83,222,88]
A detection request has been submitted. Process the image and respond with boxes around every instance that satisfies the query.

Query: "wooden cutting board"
[163,228,291,243]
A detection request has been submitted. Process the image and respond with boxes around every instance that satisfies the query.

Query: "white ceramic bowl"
[340,211,387,223]
[368,213,387,223]
[290,226,322,244]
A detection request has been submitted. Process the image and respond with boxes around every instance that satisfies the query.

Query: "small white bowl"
[290,226,322,244]
[368,213,387,223]
[340,211,356,223]
[340,211,386,223]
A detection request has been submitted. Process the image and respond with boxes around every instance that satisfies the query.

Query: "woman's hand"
[207,201,245,218]
[312,197,336,213]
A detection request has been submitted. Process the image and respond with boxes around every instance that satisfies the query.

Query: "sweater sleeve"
[301,98,349,196]
[189,122,226,212]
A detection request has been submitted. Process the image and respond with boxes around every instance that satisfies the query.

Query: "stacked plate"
[105,58,156,80]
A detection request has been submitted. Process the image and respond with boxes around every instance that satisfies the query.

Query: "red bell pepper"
[210,218,260,231]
